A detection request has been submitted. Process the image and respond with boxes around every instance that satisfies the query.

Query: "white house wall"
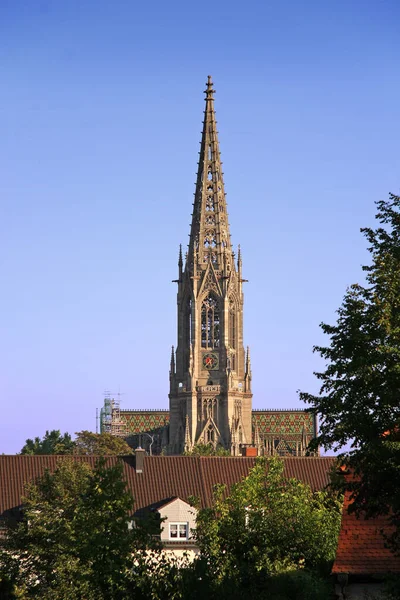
[158,498,197,542]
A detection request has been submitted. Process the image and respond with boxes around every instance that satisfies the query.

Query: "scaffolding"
[100,391,128,437]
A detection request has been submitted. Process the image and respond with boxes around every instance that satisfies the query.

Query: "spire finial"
[205,75,215,99]
[178,244,183,277]
[170,345,175,375]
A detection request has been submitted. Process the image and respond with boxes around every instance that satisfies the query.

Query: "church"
[100,77,317,456]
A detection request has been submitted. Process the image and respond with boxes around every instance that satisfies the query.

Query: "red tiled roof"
[0,455,336,520]
[332,491,400,575]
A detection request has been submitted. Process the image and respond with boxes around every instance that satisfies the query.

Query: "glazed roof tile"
[118,409,317,437]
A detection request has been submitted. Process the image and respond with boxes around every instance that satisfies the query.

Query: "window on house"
[169,523,188,540]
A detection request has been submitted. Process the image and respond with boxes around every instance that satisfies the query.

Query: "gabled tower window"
[207,425,215,443]
[201,294,220,349]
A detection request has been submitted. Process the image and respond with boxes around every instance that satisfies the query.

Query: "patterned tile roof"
[332,491,400,575]
[252,410,316,437]
[0,455,335,521]
[117,409,316,438]
[119,410,169,434]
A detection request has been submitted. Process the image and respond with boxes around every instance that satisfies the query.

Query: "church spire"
[187,75,232,273]
[169,77,253,455]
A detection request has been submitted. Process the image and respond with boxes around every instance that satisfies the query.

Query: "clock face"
[203,352,219,370]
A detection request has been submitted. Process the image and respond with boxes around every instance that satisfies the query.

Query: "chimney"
[135,448,145,473]
[242,446,258,457]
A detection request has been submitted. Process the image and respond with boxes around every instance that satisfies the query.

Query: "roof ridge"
[252,408,310,412]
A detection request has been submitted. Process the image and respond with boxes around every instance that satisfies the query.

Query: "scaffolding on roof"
[100,391,128,437]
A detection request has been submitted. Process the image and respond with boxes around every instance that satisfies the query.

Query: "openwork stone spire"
[187,76,232,274]
[169,77,252,455]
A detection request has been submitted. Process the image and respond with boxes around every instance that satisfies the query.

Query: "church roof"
[113,408,316,439]
[252,409,315,436]
[118,409,169,434]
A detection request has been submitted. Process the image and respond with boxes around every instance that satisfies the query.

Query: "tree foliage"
[183,443,230,456]
[0,456,341,600]
[193,457,341,597]
[74,430,133,455]
[0,458,154,599]
[19,430,133,456]
[20,430,75,455]
[300,194,400,550]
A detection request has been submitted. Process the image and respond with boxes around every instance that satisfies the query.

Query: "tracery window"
[205,214,215,226]
[205,196,214,212]
[201,294,220,349]
[229,300,236,349]
[207,426,215,443]
[204,230,217,248]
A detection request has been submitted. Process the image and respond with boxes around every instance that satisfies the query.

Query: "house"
[155,497,199,560]
[332,490,400,599]
[0,453,335,551]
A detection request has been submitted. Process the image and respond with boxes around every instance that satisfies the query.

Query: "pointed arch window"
[207,425,215,443]
[229,299,236,350]
[238,426,243,444]
[201,294,220,349]
[185,297,192,346]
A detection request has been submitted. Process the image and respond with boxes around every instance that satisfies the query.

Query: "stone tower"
[168,76,252,455]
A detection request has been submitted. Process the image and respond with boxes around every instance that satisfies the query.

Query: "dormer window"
[169,523,188,540]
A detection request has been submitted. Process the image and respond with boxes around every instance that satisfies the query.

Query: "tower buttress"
[168,77,252,454]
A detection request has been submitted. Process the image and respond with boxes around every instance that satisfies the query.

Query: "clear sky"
[2,1,400,454]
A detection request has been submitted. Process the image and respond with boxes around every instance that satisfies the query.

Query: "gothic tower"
[168,77,252,455]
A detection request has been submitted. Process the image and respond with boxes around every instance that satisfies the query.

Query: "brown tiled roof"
[0,455,336,521]
[332,491,400,575]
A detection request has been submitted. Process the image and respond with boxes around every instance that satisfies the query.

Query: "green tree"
[193,457,341,597]
[74,430,133,455]
[0,458,154,599]
[299,194,400,551]
[20,430,75,455]
[183,443,230,456]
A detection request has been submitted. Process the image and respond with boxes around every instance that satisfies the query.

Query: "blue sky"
[2,1,400,453]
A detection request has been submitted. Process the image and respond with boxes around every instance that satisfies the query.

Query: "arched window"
[229,300,236,349]
[185,298,192,346]
[207,426,215,443]
[201,294,220,349]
